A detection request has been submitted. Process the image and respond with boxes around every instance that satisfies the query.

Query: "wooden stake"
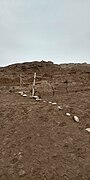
[32,72,36,96]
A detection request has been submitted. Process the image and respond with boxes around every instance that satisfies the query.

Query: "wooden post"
[32,72,36,96]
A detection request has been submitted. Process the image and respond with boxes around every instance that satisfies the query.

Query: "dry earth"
[0,61,90,180]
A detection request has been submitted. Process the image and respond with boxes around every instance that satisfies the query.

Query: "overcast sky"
[0,0,90,66]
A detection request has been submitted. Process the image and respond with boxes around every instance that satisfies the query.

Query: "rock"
[85,128,90,132]
[36,96,41,101]
[18,152,22,155]
[33,95,38,99]
[19,169,26,177]
[73,115,79,122]
[49,101,52,104]
[23,94,27,97]
[52,102,57,105]
[58,106,63,110]
[66,113,70,116]
[36,81,52,98]
[19,91,23,96]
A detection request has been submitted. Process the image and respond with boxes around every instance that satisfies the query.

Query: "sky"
[0,0,90,66]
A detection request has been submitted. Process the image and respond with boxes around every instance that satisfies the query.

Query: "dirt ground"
[0,61,90,180]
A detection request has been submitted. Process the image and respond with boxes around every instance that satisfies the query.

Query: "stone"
[73,115,79,122]
[33,95,38,99]
[85,128,90,132]
[23,94,27,97]
[18,91,23,95]
[52,102,57,105]
[18,152,22,155]
[66,113,70,116]
[36,96,40,100]
[58,106,63,110]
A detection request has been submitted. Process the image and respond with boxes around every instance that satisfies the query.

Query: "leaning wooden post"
[20,74,23,89]
[32,72,36,97]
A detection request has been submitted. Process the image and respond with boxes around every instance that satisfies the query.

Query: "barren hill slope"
[0,61,90,180]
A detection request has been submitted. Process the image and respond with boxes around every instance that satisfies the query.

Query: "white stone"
[33,95,38,99]
[85,128,90,132]
[66,113,70,116]
[18,152,22,155]
[52,102,57,105]
[49,101,52,104]
[19,91,23,96]
[36,96,41,101]
[73,115,79,122]
[58,106,63,110]
[23,94,27,97]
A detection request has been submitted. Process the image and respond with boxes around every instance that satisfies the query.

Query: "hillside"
[0,61,90,180]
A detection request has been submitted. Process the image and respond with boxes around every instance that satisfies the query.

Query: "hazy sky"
[0,0,90,66]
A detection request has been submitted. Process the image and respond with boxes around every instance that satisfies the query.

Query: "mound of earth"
[0,61,90,180]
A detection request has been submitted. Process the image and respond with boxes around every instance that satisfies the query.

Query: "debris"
[52,102,57,105]
[73,115,79,122]
[66,113,70,116]
[58,106,63,110]
[85,128,90,132]
[43,100,46,103]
